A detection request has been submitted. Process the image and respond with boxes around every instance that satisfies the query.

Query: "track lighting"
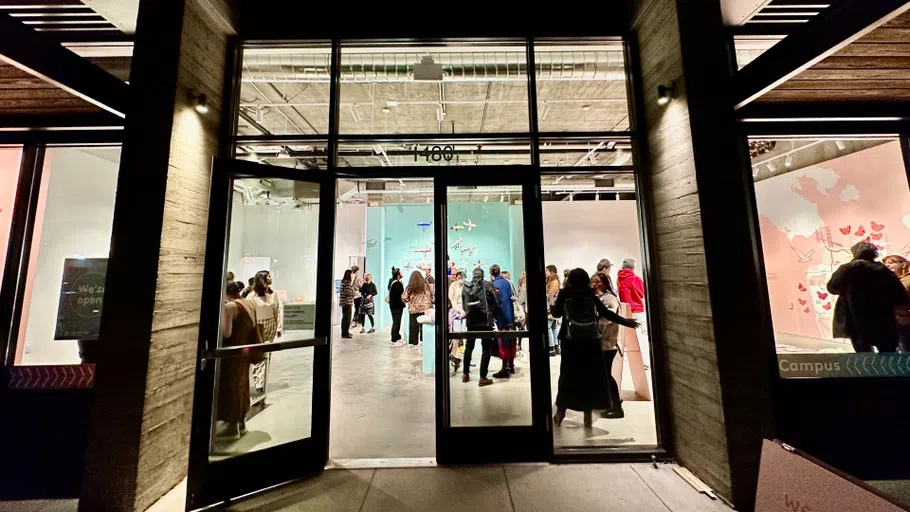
[767,162,776,173]
[657,82,675,106]
[582,105,591,112]
[785,155,793,168]
[382,107,391,114]
[835,140,846,150]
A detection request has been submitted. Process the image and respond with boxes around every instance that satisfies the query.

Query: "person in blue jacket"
[490,264,517,378]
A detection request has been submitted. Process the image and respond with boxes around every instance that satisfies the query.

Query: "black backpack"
[463,280,493,326]
[564,296,602,341]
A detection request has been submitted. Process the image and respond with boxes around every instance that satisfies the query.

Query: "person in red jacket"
[617,258,647,334]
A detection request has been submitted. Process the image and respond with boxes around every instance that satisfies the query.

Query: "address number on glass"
[414,145,456,162]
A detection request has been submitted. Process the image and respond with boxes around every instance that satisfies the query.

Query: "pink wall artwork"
[754,140,910,343]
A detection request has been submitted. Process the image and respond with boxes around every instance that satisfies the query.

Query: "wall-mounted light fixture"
[657,82,675,106]
[190,90,209,114]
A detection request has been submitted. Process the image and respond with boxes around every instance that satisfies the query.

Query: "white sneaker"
[408,344,419,350]
[392,340,406,347]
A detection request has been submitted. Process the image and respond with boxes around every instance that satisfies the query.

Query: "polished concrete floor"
[206,324,657,461]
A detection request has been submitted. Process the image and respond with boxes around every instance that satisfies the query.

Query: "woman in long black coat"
[550,268,639,428]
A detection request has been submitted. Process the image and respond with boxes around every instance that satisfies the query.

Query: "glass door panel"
[445,184,532,427]
[188,160,334,509]
[435,171,550,464]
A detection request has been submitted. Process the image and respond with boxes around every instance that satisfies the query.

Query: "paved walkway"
[0,463,731,512]
[218,463,732,512]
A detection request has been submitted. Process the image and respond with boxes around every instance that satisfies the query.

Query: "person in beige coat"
[591,273,624,419]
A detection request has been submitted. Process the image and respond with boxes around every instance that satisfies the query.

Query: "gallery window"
[0,146,23,286]
[9,146,121,366]
[749,137,910,377]
[535,41,629,132]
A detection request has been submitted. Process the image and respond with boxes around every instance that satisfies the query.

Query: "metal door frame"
[186,158,336,509]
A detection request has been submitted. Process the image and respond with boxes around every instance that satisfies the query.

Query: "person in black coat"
[827,241,909,353]
[550,268,638,428]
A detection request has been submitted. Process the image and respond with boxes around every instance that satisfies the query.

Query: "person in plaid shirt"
[339,269,355,338]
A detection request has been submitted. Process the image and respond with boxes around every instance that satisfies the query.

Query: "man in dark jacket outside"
[461,268,499,386]
[827,241,909,353]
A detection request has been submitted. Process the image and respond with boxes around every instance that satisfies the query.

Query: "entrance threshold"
[325,457,437,469]
[328,457,437,470]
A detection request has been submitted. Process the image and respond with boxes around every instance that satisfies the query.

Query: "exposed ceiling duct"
[241,49,626,84]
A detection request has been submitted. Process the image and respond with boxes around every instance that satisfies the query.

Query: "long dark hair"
[388,267,402,290]
[406,270,428,296]
[566,268,593,292]
[342,269,352,282]
[253,270,272,297]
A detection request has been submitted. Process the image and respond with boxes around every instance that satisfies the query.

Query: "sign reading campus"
[54,258,107,340]
[778,353,910,378]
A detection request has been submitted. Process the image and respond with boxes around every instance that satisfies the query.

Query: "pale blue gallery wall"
[367,202,517,326]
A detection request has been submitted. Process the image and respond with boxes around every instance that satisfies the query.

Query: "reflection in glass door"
[188,161,334,509]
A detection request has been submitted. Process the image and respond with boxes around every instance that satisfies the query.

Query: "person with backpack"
[461,267,500,386]
[551,268,638,428]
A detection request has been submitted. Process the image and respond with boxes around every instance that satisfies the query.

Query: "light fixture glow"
[785,156,793,168]
[835,140,846,150]
[382,107,391,114]
[193,92,209,114]
[767,162,776,173]
[582,105,591,112]
[657,82,675,106]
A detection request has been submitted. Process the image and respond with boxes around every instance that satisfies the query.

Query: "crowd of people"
[216,269,280,440]
[334,256,653,428]
[828,241,910,353]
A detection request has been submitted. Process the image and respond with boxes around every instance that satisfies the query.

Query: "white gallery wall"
[541,200,642,283]
[19,147,120,365]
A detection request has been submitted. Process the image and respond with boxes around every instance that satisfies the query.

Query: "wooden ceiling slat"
[883,10,910,28]
[855,27,910,43]
[835,43,910,57]
[763,89,910,100]
[797,68,910,80]
[811,55,910,69]
[777,79,910,89]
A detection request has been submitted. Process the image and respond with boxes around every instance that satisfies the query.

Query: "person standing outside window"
[387,267,406,347]
[883,255,910,353]
[402,271,432,350]
[351,265,364,329]
[828,242,908,353]
[617,258,647,334]
[339,269,354,339]
[490,264,517,378]
[545,265,561,355]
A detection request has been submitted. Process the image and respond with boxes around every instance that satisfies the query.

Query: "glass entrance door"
[187,159,335,509]
[434,170,551,463]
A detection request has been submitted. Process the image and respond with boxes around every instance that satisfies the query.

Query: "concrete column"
[631,0,775,509]
[79,1,237,510]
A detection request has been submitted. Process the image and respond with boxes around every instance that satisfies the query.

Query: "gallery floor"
[210,324,657,460]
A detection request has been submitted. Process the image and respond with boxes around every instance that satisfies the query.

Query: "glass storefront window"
[750,138,910,377]
[336,137,532,167]
[238,44,332,137]
[339,42,530,135]
[539,172,657,448]
[539,136,633,167]
[0,146,22,287]
[234,140,329,170]
[535,42,629,132]
[15,146,120,366]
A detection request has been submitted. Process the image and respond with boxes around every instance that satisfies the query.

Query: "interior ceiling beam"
[733,0,910,110]
[0,12,129,118]
[721,0,774,26]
